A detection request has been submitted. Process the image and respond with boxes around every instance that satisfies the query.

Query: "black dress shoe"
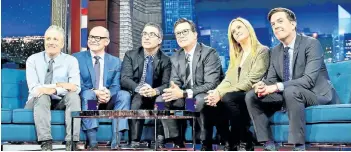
[223,142,231,151]
[130,141,140,148]
[41,140,53,151]
[238,142,254,151]
[200,145,212,151]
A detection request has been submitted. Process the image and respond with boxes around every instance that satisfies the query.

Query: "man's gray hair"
[45,25,65,40]
[143,22,163,38]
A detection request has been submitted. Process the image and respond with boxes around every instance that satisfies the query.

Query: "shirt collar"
[90,50,105,61]
[144,50,157,59]
[283,34,296,49]
[44,51,61,63]
[185,43,197,57]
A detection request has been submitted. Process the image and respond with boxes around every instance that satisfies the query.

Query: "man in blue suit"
[73,26,130,150]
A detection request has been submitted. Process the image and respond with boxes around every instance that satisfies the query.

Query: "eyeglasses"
[88,35,108,42]
[175,29,191,37]
[141,32,160,38]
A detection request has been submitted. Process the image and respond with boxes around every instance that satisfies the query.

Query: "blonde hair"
[227,17,263,67]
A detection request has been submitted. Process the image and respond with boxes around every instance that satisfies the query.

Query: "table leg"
[71,117,74,151]
[193,117,196,151]
[154,119,157,151]
[116,118,119,149]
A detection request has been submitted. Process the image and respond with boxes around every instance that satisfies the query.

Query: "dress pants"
[245,86,334,144]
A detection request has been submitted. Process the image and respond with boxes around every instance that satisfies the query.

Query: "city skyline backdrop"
[2,0,351,70]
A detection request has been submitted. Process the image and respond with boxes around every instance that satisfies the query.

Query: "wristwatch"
[183,90,188,98]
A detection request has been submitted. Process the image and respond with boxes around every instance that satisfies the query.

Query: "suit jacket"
[73,50,121,97]
[264,33,336,103]
[121,47,172,95]
[216,46,270,96]
[170,43,223,96]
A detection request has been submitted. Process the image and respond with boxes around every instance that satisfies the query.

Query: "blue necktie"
[94,56,101,89]
[145,56,153,86]
[283,47,290,82]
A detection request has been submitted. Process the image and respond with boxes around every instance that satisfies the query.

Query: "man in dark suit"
[73,26,131,150]
[120,22,171,148]
[245,8,339,151]
[160,18,224,150]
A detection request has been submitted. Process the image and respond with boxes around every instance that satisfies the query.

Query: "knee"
[245,89,257,106]
[117,90,131,105]
[155,95,164,103]
[195,94,206,111]
[65,92,80,101]
[283,86,303,103]
[34,95,51,107]
[65,92,81,106]
[221,93,233,103]
[80,89,96,101]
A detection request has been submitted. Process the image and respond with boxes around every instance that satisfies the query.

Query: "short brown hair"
[268,7,296,22]
[173,18,197,33]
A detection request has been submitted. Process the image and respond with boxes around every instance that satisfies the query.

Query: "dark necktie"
[185,53,191,89]
[94,56,101,89]
[283,47,290,82]
[44,59,54,84]
[145,56,154,86]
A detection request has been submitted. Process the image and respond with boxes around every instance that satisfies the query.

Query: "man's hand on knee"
[93,89,110,103]
[35,87,56,97]
[56,82,78,92]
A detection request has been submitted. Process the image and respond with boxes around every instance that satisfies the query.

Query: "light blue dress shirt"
[26,51,81,101]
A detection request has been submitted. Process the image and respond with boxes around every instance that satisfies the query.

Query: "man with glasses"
[160,18,224,150]
[73,26,131,150]
[121,22,171,148]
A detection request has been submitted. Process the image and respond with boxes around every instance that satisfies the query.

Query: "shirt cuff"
[55,87,68,96]
[155,88,160,95]
[186,89,193,98]
[276,82,284,92]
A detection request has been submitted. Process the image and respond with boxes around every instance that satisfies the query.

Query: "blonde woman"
[205,17,269,150]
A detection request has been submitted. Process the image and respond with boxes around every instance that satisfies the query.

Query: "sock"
[87,128,97,147]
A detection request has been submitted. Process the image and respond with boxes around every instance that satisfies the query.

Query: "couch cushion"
[2,97,24,109]
[272,124,351,143]
[305,104,351,123]
[1,69,26,83]
[270,111,289,125]
[2,83,23,98]
[1,109,12,123]
[1,124,127,142]
[12,109,65,124]
[270,104,351,125]
[327,61,351,104]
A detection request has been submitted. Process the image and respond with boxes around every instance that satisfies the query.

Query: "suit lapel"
[292,34,302,78]
[103,54,109,87]
[278,44,285,78]
[153,50,160,77]
[137,49,145,78]
[86,51,96,88]
[179,50,186,83]
[192,43,201,81]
